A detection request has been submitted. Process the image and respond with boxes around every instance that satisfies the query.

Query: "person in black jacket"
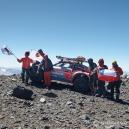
[88,58,97,94]
[37,49,53,90]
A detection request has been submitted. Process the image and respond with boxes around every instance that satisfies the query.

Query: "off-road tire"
[73,75,89,92]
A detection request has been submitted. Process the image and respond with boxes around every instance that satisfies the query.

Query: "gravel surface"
[0,75,129,129]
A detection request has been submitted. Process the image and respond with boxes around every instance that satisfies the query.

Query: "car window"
[54,63,71,68]
[54,63,63,67]
[72,62,89,71]
[63,63,71,68]
[83,62,89,67]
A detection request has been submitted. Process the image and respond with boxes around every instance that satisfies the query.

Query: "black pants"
[109,80,121,98]
[89,75,97,93]
[21,68,30,83]
[97,80,106,95]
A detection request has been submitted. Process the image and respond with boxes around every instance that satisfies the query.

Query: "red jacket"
[111,66,123,80]
[18,57,33,69]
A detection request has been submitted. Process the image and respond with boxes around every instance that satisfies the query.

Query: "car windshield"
[83,62,89,67]
[54,62,71,68]
[54,61,89,71]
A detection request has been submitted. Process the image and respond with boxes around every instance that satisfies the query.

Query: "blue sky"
[0,0,129,71]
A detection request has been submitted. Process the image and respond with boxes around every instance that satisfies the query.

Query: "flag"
[98,69,118,82]
[1,45,13,55]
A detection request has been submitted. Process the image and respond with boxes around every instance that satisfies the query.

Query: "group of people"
[17,49,123,101]
[17,49,53,89]
[88,58,123,101]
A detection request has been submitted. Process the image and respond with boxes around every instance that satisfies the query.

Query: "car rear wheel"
[73,75,89,92]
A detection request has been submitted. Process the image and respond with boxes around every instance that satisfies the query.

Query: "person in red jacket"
[96,58,108,97]
[109,61,123,101]
[17,51,33,85]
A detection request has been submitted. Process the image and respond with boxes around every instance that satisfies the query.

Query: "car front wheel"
[73,75,89,92]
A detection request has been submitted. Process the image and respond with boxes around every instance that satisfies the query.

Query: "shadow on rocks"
[105,95,129,105]
[30,81,46,89]
[31,81,92,96]
[43,92,58,98]
[116,99,129,105]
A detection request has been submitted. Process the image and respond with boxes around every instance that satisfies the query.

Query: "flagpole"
[12,53,18,59]
[6,47,18,59]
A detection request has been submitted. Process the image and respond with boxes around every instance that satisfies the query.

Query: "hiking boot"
[47,86,51,90]
[95,94,102,97]
[22,80,25,83]
[110,94,114,100]
[116,94,120,101]
[101,94,106,98]
[25,82,29,86]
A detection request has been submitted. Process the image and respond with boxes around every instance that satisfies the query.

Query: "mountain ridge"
[0,67,21,75]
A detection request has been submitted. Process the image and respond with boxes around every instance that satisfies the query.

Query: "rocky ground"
[0,75,129,129]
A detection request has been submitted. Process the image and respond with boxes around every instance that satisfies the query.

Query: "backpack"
[41,57,53,71]
[12,86,34,100]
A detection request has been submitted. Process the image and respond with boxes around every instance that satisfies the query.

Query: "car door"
[51,63,72,82]
[61,63,73,82]
[51,63,66,82]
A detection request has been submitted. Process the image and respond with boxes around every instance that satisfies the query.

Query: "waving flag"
[98,69,118,82]
[1,45,13,55]
[1,45,18,59]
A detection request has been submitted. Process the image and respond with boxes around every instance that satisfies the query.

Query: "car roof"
[54,61,89,66]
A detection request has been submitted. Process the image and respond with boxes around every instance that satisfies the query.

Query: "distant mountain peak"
[0,67,21,76]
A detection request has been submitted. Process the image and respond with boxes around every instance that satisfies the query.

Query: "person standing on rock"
[37,49,53,90]
[17,51,33,85]
[109,61,123,101]
[96,58,108,97]
[87,58,97,94]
